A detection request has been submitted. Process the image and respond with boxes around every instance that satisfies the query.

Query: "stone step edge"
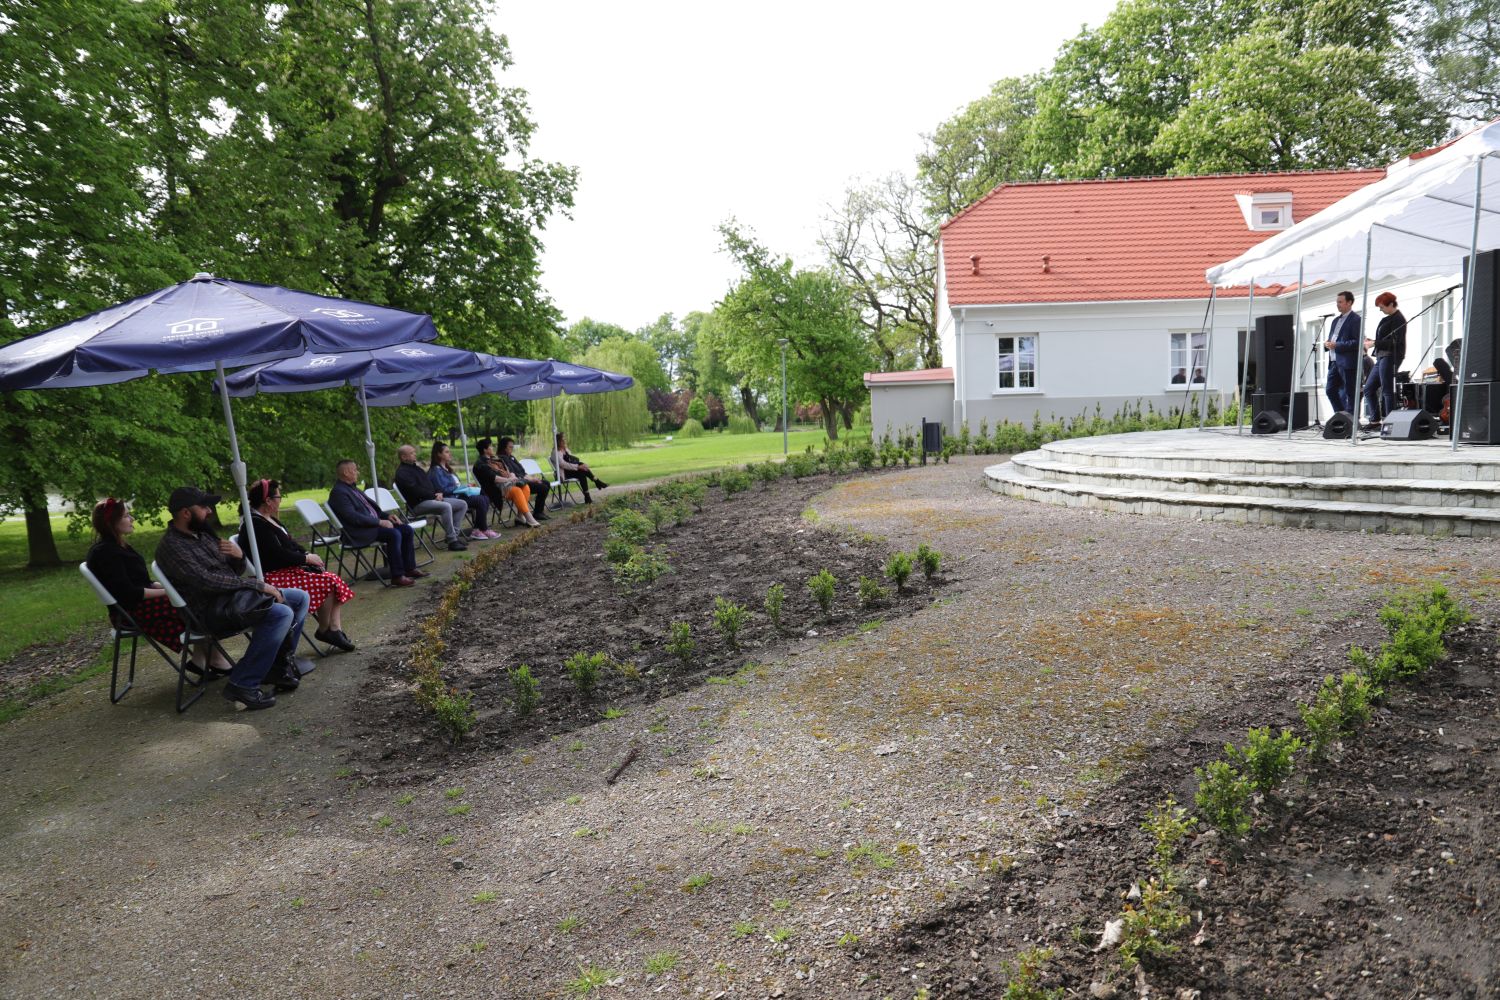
[1010,455,1500,497]
[1032,441,1500,481]
[986,462,1500,523]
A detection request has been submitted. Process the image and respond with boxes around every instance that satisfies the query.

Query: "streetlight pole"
[778,338,789,456]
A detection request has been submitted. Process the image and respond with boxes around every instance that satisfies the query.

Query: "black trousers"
[564,468,602,496]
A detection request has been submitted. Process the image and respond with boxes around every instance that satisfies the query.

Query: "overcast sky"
[491,0,1118,331]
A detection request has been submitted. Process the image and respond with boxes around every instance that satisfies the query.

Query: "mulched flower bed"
[358,468,945,772]
[857,621,1500,999]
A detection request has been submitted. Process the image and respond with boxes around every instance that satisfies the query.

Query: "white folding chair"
[293,498,343,567]
[150,561,241,713]
[367,486,436,565]
[521,457,566,511]
[545,453,580,507]
[79,562,180,704]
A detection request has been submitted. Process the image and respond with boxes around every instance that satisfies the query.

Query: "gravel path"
[3,455,1498,999]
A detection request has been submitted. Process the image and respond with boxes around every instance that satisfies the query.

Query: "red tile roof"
[864,367,953,385]
[940,170,1385,305]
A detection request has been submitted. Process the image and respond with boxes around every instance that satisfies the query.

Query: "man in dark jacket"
[328,459,423,586]
[393,444,468,550]
[497,436,549,519]
[1323,290,1361,415]
[155,486,310,710]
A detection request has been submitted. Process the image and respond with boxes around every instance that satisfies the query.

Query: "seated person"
[473,437,542,527]
[328,459,424,586]
[1170,368,1187,384]
[240,478,356,652]
[553,432,608,504]
[430,441,498,538]
[155,486,310,710]
[497,435,550,517]
[85,497,229,677]
[393,444,469,551]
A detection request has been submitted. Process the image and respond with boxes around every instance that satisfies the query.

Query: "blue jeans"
[279,587,309,659]
[376,523,417,575]
[1326,362,1356,414]
[1363,356,1394,423]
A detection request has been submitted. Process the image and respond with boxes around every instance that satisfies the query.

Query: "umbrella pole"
[550,396,557,457]
[1354,228,1372,447]
[359,378,380,490]
[454,384,472,481]
[216,361,264,581]
[1454,155,1487,452]
[1237,285,1254,434]
[1198,289,1217,430]
[1289,259,1304,441]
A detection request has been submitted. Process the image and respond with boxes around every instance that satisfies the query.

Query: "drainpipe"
[957,307,967,433]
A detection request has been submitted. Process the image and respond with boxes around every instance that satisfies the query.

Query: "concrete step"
[986,460,1500,537]
[1010,454,1500,509]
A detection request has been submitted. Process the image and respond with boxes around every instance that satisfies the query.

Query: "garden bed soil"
[356,469,942,775]
[864,622,1499,999]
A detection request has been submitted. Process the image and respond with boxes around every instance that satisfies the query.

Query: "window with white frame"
[997,335,1037,390]
[1428,292,1457,353]
[1168,331,1208,385]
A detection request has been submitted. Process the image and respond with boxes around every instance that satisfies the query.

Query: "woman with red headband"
[238,478,357,652]
[85,497,229,676]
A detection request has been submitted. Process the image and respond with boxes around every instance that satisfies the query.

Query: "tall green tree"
[717,224,870,441]
[917,75,1043,220]
[1410,0,1500,122]
[558,318,631,361]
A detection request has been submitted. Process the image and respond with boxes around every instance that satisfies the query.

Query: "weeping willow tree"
[529,340,650,451]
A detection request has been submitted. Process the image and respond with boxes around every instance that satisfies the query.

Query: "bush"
[915,543,942,581]
[753,461,782,488]
[614,548,671,588]
[680,417,705,438]
[787,453,818,479]
[720,470,751,496]
[1300,670,1376,754]
[511,664,540,717]
[666,622,695,669]
[825,448,851,475]
[854,443,876,471]
[687,396,709,423]
[727,414,757,434]
[857,575,888,608]
[565,652,608,695]
[432,688,477,744]
[807,569,836,619]
[608,508,652,546]
[884,551,914,592]
[647,500,671,533]
[1117,877,1191,971]
[680,481,708,511]
[765,582,786,632]
[1193,760,1253,839]
[603,535,636,565]
[1142,797,1193,884]
[712,597,749,650]
[999,946,1064,1000]
[1225,727,1303,796]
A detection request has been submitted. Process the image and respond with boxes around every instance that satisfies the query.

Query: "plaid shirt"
[155,526,252,616]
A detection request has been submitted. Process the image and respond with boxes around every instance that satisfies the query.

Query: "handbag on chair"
[206,588,274,634]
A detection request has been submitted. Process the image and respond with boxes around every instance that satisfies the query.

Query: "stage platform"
[985,427,1500,536]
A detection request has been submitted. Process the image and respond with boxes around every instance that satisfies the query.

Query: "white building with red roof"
[866,164,1465,436]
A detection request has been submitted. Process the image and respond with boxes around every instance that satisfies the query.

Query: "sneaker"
[483,529,501,539]
[315,628,356,652]
[223,683,276,710]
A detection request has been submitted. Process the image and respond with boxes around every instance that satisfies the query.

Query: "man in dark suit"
[1323,290,1361,414]
[328,459,423,587]
[496,436,550,520]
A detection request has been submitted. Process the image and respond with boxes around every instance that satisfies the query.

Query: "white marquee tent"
[1206,120,1500,449]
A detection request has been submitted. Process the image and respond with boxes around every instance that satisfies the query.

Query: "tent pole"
[454,384,472,479]
[216,361,263,581]
[1289,259,1304,440]
[1237,285,1254,435]
[1354,228,1372,447]
[1199,289,1217,430]
[358,377,380,489]
[1453,155,1487,452]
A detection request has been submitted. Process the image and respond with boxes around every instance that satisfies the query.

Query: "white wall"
[869,382,956,439]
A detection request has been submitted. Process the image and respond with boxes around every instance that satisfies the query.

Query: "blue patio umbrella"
[360,356,557,475]
[362,359,633,477]
[0,273,440,578]
[219,341,493,490]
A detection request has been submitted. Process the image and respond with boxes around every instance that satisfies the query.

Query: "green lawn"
[0,425,859,670]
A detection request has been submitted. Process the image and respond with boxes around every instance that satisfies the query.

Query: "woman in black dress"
[85,497,228,675]
[238,479,356,652]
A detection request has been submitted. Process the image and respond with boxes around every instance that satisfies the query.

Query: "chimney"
[1042,255,1052,274]
[969,254,980,275]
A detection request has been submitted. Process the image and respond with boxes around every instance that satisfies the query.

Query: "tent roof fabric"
[1208,121,1500,288]
[940,170,1385,306]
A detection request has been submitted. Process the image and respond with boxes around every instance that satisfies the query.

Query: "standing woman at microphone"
[1362,292,1407,429]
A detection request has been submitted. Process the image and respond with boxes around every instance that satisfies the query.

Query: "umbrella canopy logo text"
[305,356,341,368]
[311,307,375,324]
[163,317,225,343]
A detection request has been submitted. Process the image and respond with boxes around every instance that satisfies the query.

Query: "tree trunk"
[839,400,856,430]
[821,398,840,441]
[24,496,61,569]
[738,386,761,428]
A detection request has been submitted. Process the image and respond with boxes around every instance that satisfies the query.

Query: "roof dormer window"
[1236,191,1294,231]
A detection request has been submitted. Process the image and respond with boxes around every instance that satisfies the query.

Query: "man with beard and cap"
[155,486,312,710]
